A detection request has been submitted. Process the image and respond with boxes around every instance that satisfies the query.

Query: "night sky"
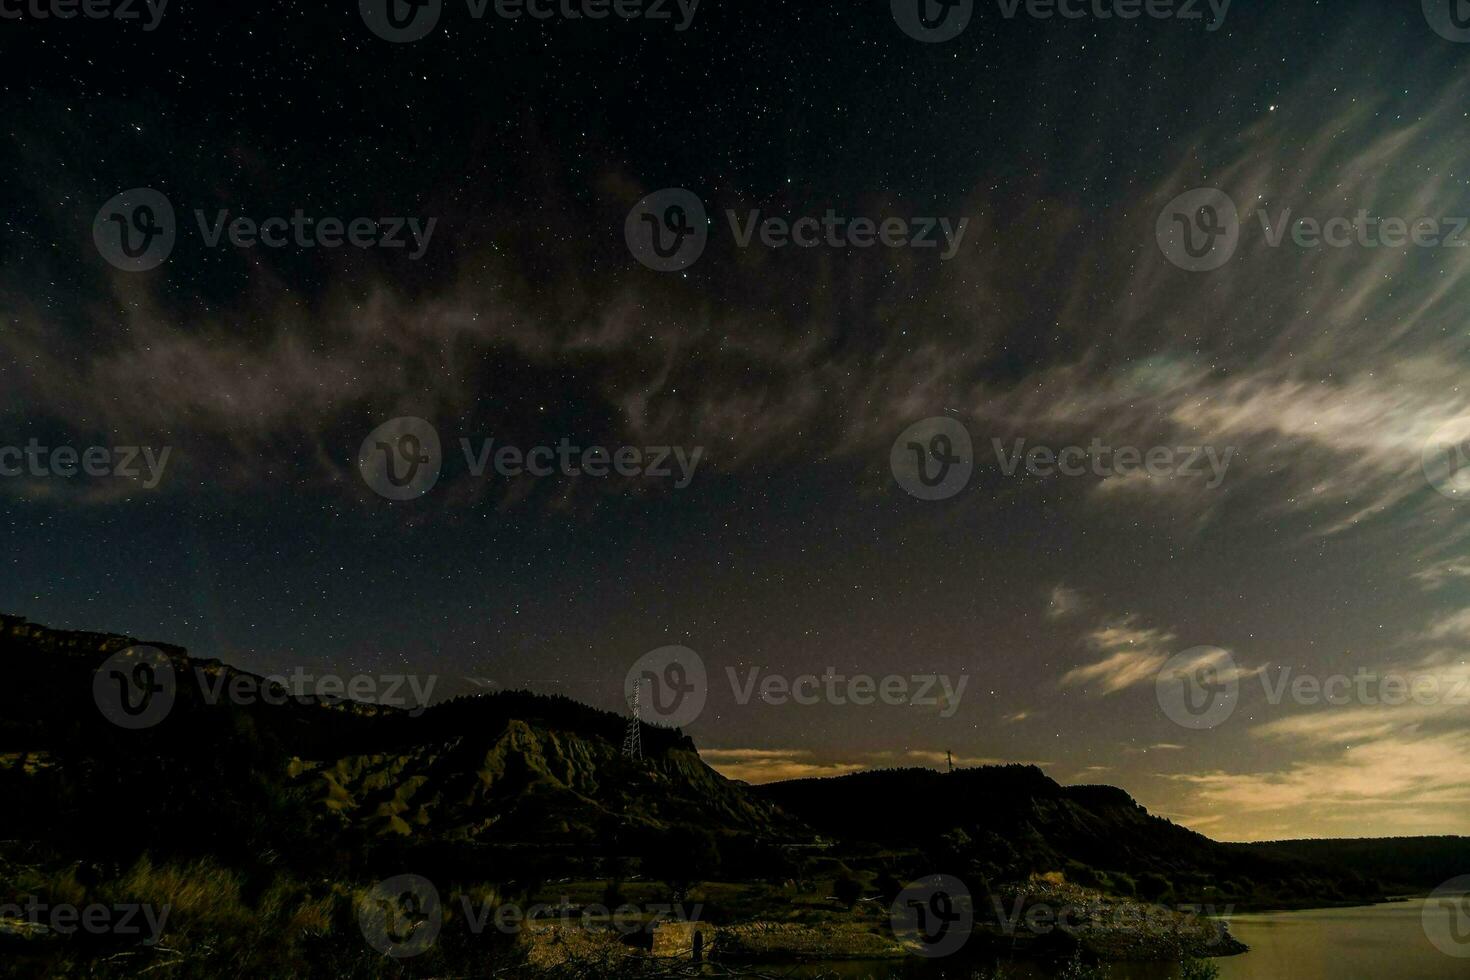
[4,0,1470,842]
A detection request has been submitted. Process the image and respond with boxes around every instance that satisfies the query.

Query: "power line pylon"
[623,687,643,763]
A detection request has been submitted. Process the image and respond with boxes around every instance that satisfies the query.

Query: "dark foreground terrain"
[0,615,1449,978]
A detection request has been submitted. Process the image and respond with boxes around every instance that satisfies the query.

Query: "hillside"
[756,767,1388,909]
[0,614,792,877]
[0,613,1411,911]
[1233,836,1470,893]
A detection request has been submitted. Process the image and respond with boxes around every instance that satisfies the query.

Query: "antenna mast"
[623,687,643,763]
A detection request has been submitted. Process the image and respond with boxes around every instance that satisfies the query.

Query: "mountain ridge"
[0,612,1431,909]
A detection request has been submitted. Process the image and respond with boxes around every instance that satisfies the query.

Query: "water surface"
[782,898,1468,978]
[1217,899,1467,980]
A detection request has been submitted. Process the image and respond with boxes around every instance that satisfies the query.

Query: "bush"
[1137,872,1172,902]
[642,826,719,901]
[1056,953,1110,979]
[1065,860,1103,889]
[875,870,903,905]
[1181,959,1221,980]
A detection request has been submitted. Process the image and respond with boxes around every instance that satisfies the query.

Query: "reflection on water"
[1217,898,1469,980]
[777,952,1184,978]
[772,899,1468,979]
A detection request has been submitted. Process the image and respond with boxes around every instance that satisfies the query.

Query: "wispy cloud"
[1169,637,1470,839]
[699,749,868,784]
[1059,618,1177,695]
[1046,585,1086,620]
[1413,558,1470,591]
[1169,730,1470,841]
[1420,608,1470,643]
[700,747,1028,784]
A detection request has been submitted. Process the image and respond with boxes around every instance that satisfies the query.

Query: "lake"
[1216,899,1469,980]
[783,898,1469,978]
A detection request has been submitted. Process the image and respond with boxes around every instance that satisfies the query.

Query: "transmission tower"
[622,686,643,763]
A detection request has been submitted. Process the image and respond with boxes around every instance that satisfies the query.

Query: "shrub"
[832,871,862,909]
[1137,872,1173,902]
[1181,958,1221,980]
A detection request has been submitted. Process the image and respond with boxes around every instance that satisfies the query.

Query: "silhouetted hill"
[757,766,1388,908]
[0,614,791,877]
[1234,837,1470,892]
[0,613,1418,909]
